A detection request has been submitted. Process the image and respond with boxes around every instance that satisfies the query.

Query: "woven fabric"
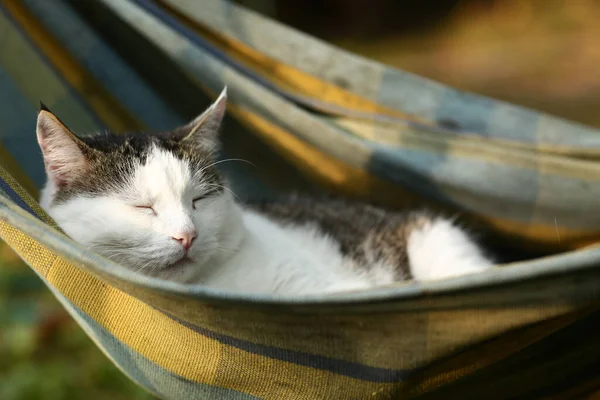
[1,0,600,398]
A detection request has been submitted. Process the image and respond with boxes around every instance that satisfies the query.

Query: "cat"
[36,88,494,295]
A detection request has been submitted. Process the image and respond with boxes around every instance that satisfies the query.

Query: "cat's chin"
[168,255,194,269]
[147,256,201,283]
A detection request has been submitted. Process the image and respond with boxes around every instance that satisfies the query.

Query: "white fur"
[407,218,493,280]
[200,212,378,294]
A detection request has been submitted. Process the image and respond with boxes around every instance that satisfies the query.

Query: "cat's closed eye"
[135,205,156,216]
[192,196,206,209]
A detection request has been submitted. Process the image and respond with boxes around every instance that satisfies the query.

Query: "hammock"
[1,0,599,398]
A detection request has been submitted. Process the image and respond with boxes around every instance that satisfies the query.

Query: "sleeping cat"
[36,88,494,295]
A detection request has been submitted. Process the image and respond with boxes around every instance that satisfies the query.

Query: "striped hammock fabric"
[1,0,599,398]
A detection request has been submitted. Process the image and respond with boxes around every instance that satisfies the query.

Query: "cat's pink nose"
[172,230,197,251]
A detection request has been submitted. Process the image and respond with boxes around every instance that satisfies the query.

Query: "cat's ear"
[36,103,89,187]
[180,87,227,150]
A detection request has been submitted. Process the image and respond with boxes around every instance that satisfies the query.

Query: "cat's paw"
[407,217,494,281]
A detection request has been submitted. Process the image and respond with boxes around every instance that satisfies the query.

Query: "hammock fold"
[1,0,599,398]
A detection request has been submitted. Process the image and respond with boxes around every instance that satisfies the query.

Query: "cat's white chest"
[202,211,369,294]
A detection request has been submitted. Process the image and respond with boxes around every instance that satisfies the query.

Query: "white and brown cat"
[36,88,494,295]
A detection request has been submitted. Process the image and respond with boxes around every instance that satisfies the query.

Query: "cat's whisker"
[87,245,123,255]
[134,258,157,274]
[95,251,123,259]
[89,242,130,252]
[215,245,238,255]
[205,183,245,204]
[203,148,220,161]
[198,158,257,175]
[89,249,131,261]
[95,252,124,264]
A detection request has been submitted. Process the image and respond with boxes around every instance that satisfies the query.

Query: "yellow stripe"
[157,0,431,127]
[1,0,145,132]
[0,220,396,398]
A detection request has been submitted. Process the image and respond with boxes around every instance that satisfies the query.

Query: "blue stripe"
[0,64,46,187]
[0,2,105,130]
[0,176,41,220]
[23,0,183,131]
[162,309,412,383]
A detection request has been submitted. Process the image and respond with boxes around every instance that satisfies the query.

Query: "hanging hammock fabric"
[1,0,599,398]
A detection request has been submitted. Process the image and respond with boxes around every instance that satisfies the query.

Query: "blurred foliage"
[4,0,600,398]
[0,242,154,400]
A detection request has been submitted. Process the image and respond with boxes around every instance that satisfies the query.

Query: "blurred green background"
[2,0,600,398]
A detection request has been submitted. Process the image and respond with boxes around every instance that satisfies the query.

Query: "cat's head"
[37,88,244,282]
